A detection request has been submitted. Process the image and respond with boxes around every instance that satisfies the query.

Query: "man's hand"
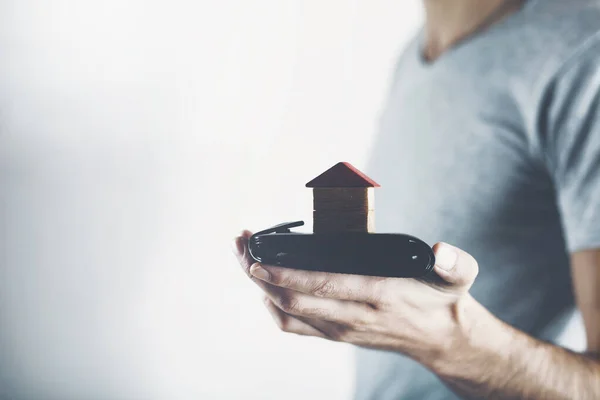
[232,230,479,366]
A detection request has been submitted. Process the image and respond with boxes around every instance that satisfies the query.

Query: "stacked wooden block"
[312,187,375,233]
[306,162,379,234]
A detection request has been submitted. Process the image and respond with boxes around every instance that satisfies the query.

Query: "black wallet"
[248,221,435,278]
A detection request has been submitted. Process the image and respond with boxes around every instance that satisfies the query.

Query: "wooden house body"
[305,162,379,233]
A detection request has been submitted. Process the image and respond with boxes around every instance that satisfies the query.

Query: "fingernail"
[250,263,271,281]
[231,237,245,256]
[436,245,458,272]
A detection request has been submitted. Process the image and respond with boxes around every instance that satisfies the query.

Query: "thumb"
[432,242,479,291]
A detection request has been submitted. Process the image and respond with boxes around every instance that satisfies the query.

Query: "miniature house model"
[306,162,380,233]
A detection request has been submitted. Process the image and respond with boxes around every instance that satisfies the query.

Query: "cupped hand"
[232,230,479,366]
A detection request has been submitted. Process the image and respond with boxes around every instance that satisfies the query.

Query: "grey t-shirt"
[356,0,600,399]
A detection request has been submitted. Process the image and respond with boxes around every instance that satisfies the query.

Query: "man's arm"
[433,249,600,399]
[572,250,600,354]
[233,236,600,400]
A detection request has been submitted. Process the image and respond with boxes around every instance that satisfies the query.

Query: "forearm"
[430,295,600,399]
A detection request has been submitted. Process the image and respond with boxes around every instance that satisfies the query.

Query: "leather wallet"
[248,221,435,278]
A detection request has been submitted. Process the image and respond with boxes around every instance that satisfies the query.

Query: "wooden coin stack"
[306,162,379,234]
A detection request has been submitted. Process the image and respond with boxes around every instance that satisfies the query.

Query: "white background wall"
[0,1,423,399]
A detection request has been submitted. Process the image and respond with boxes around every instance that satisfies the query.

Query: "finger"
[232,234,373,324]
[295,314,354,343]
[232,231,299,308]
[263,297,329,339]
[432,242,479,291]
[248,263,383,303]
[266,297,356,344]
[232,230,254,275]
[232,230,271,284]
[234,233,356,337]
[253,267,375,325]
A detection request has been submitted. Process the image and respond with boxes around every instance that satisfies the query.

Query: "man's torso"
[356,0,600,398]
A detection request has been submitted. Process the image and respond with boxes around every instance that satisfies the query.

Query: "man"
[233,0,600,398]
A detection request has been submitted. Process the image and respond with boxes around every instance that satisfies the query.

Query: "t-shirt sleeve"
[542,38,600,252]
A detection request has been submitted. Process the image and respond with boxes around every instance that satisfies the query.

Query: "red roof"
[305,162,380,188]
